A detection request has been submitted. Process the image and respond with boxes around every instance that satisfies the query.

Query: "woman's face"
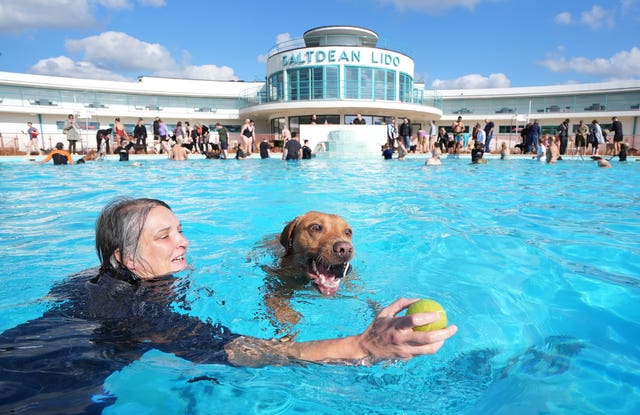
[128,206,189,278]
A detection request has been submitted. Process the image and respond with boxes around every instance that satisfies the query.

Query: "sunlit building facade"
[0,25,638,153]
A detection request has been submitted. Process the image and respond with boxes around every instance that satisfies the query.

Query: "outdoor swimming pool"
[1,155,639,414]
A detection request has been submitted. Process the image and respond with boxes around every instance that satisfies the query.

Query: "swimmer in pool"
[38,142,75,165]
[0,197,457,414]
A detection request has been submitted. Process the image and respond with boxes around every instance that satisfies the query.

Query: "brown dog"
[262,212,355,328]
[279,211,354,295]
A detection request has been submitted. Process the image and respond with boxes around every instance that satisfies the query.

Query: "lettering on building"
[282,49,401,68]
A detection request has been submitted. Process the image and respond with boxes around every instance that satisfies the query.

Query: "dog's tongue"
[310,261,350,295]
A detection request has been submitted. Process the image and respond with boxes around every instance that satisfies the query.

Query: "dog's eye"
[345,228,352,237]
[309,224,322,232]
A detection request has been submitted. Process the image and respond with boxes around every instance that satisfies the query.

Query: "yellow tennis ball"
[406,299,448,332]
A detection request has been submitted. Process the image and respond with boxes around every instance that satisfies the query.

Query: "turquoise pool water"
[1,155,639,414]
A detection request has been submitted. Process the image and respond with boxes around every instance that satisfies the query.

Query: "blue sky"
[0,0,638,89]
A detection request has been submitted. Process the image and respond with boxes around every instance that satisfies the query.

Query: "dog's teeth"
[342,262,349,278]
[312,259,318,273]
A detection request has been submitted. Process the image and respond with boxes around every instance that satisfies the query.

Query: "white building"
[0,25,638,154]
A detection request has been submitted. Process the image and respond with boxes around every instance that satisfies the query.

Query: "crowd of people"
[30,113,631,166]
[385,116,496,159]
[381,115,630,166]
[516,116,625,158]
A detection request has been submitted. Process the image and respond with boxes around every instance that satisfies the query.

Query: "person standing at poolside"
[474,122,486,150]
[557,119,570,155]
[63,114,81,154]
[133,118,148,153]
[428,120,437,153]
[201,123,212,153]
[173,121,185,145]
[157,118,171,154]
[282,133,302,160]
[451,116,465,154]
[435,127,449,154]
[152,117,161,153]
[240,119,255,155]
[183,121,193,151]
[525,120,540,155]
[24,121,40,155]
[575,120,588,157]
[113,117,128,149]
[611,116,623,155]
[386,118,398,151]
[483,119,494,153]
[591,120,604,155]
[399,117,412,152]
[215,122,229,159]
[417,125,427,153]
[281,123,292,144]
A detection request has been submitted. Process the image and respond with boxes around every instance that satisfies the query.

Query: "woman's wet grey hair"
[96,198,171,274]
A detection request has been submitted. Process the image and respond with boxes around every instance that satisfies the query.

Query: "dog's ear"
[280,216,302,255]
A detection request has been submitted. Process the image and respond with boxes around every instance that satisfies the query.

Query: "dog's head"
[279,211,354,295]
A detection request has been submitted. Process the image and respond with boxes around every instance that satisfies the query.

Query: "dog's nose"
[333,241,354,258]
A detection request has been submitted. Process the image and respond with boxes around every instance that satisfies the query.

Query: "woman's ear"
[114,248,136,270]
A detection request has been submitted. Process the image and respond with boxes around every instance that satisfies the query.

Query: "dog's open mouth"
[306,258,351,295]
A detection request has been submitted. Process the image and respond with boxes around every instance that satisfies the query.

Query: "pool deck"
[1,152,638,163]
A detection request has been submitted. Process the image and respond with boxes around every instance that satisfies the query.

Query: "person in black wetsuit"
[0,198,457,414]
[38,142,75,165]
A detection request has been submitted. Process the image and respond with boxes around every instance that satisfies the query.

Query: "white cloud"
[95,0,133,9]
[0,0,166,33]
[30,31,239,81]
[431,73,511,89]
[0,0,95,32]
[580,5,614,29]
[276,33,292,44]
[539,47,640,80]
[154,65,239,81]
[65,31,175,71]
[379,0,481,14]
[29,55,129,81]
[258,32,296,63]
[554,12,572,24]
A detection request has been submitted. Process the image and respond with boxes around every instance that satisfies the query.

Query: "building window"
[312,67,323,99]
[374,69,389,100]
[345,67,358,99]
[325,67,339,99]
[268,72,284,101]
[345,66,395,101]
[386,71,396,101]
[399,73,413,103]
[286,66,339,101]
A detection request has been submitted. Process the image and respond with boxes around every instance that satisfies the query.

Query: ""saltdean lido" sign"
[268,47,414,74]
[282,49,401,67]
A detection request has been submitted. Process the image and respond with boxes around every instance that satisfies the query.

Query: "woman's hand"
[356,298,458,361]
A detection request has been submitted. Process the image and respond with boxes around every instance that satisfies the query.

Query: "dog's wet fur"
[258,212,355,329]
